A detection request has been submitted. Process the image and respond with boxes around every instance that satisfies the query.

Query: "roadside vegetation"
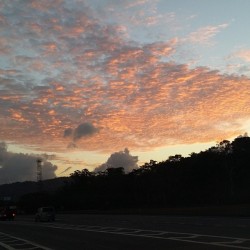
[16,134,250,214]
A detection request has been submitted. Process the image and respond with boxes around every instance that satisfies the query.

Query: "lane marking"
[0,241,15,250]
[38,223,250,249]
[4,220,250,249]
[0,232,53,250]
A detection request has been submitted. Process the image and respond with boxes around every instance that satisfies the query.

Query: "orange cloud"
[0,0,249,158]
[43,43,57,54]
[30,0,63,11]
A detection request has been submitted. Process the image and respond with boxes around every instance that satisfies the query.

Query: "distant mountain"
[0,177,70,202]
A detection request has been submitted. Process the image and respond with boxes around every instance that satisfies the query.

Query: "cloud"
[74,123,99,140]
[124,0,150,9]
[64,128,73,138]
[64,122,99,143]
[185,23,228,45]
[0,142,57,185]
[234,49,250,62]
[0,0,250,157]
[94,148,138,173]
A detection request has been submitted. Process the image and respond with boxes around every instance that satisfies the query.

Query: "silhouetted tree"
[18,135,250,211]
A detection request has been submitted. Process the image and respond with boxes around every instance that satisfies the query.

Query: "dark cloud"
[64,123,99,144]
[95,148,138,173]
[64,128,73,138]
[0,142,7,154]
[41,153,57,161]
[73,122,99,140]
[0,142,57,185]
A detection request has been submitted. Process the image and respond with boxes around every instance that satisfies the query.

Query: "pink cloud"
[2,58,250,153]
[30,0,63,11]
[125,0,150,9]
[186,23,228,45]
[0,1,249,156]
[234,50,250,62]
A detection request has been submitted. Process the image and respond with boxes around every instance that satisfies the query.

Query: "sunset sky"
[1,0,250,184]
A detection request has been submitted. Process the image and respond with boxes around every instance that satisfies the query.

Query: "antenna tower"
[37,158,43,182]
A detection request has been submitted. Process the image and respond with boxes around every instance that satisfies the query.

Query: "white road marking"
[4,220,250,249]
[0,232,53,250]
[35,223,250,249]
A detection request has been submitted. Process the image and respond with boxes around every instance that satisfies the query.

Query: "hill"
[0,177,69,202]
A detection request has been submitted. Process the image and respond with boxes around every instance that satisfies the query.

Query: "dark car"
[35,207,55,222]
[0,207,16,221]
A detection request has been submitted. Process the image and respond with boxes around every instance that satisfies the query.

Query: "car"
[0,207,16,221]
[35,207,55,222]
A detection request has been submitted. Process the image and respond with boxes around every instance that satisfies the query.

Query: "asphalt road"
[0,214,250,249]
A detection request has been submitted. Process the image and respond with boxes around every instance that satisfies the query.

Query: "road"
[0,214,250,249]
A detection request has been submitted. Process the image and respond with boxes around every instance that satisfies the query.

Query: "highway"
[0,214,250,249]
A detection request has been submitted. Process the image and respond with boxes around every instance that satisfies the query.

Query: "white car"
[35,207,55,222]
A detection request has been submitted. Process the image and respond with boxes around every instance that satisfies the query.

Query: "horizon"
[0,133,247,185]
[1,132,249,187]
[1,0,250,184]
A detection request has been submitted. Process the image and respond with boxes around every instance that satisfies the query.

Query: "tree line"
[18,135,250,212]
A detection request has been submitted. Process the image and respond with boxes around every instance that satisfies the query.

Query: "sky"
[1,0,250,184]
